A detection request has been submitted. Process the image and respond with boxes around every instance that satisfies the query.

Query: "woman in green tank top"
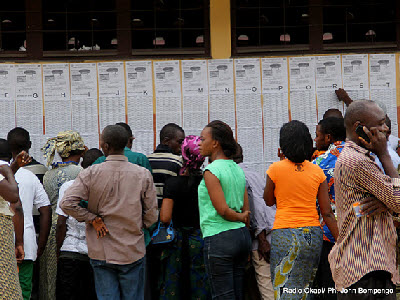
[198,120,252,300]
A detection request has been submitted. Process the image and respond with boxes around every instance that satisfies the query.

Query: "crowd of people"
[1,88,400,300]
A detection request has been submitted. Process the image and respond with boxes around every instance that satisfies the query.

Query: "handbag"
[151,221,176,244]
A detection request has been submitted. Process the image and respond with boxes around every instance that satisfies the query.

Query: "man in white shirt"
[55,148,103,300]
[233,145,276,300]
[0,139,51,300]
[375,116,400,171]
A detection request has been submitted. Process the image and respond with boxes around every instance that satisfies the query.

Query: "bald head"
[344,99,389,143]
[344,100,378,128]
[102,125,129,152]
[323,108,343,119]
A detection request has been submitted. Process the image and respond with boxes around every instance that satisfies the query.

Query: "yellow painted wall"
[210,0,231,59]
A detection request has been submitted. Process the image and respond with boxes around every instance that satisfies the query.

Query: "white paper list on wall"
[234,58,264,175]
[70,63,99,139]
[97,61,126,131]
[181,59,209,137]
[369,54,398,136]
[154,60,182,140]
[289,56,317,139]
[0,54,399,169]
[43,63,72,135]
[0,64,16,135]
[125,60,155,155]
[315,55,343,120]
[341,54,370,104]
[261,57,289,173]
[208,59,236,134]
[15,64,43,136]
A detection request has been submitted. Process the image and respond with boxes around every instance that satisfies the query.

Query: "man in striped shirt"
[329,100,400,299]
[146,123,184,300]
[147,123,184,208]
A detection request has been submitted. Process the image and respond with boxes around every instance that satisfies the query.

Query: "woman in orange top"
[263,120,338,300]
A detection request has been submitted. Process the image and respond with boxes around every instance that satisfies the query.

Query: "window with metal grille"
[0,1,26,52]
[131,0,210,56]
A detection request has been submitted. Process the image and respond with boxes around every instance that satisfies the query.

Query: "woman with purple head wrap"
[180,135,204,175]
[159,135,210,299]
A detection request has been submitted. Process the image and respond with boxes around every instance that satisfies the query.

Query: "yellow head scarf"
[42,131,85,166]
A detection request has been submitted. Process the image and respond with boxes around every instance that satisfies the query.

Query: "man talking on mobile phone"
[329,100,400,299]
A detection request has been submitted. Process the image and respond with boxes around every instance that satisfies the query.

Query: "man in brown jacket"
[61,125,158,300]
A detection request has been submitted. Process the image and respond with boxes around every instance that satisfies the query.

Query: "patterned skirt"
[0,214,23,300]
[270,226,323,300]
[159,227,211,300]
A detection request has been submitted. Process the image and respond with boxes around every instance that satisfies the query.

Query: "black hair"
[323,109,343,120]
[318,117,346,142]
[232,143,244,164]
[102,125,129,151]
[81,148,103,169]
[160,123,184,143]
[0,139,12,162]
[279,120,313,163]
[68,149,86,157]
[206,120,238,158]
[115,122,133,138]
[7,127,31,154]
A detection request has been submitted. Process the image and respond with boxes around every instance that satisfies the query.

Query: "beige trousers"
[252,250,274,300]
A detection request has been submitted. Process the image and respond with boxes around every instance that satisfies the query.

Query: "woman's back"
[43,163,82,208]
[267,159,326,229]
[164,175,202,229]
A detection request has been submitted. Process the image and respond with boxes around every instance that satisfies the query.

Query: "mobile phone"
[355,125,370,143]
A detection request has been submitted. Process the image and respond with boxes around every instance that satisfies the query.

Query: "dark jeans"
[204,227,252,300]
[146,245,163,300]
[312,241,336,300]
[56,252,97,300]
[90,256,146,300]
[337,271,396,300]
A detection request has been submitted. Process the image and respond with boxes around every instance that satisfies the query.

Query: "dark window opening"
[323,0,396,47]
[42,0,117,52]
[131,0,209,54]
[232,0,398,55]
[233,0,310,51]
[0,1,26,52]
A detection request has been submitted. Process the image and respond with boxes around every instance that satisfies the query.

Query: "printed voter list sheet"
[261,57,290,126]
[182,60,208,136]
[15,64,43,135]
[261,57,290,172]
[30,134,48,166]
[289,56,317,137]
[126,60,155,155]
[370,54,397,135]
[70,63,99,135]
[0,64,16,134]
[97,61,126,131]
[342,54,370,102]
[234,58,264,175]
[43,63,71,134]
[315,55,343,120]
[154,60,182,138]
[208,59,236,134]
